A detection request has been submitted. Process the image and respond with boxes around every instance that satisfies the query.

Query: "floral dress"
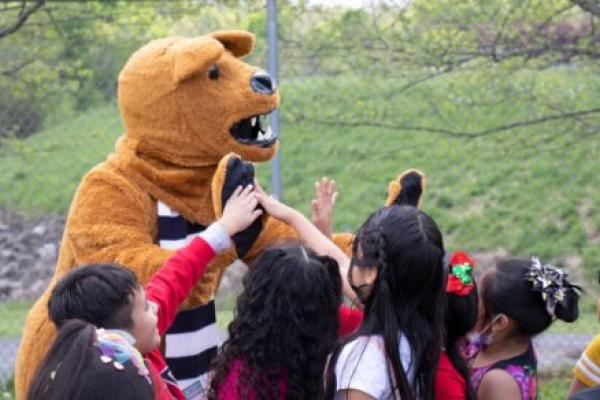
[470,344,537,400]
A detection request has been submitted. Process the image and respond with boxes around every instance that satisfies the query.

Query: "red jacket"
[144,237,216,400]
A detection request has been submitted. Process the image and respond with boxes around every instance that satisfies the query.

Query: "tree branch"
[287,108,600,138]
[572,0,600,17]
[0,0,45,40]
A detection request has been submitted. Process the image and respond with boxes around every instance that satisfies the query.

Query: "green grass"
[0,104,121,216]
[0,302,234,339]
[1,67,600,277]
[2,68,599,279]
[539,376,572,399]
[1,377,14,400]
[0,302,31,338]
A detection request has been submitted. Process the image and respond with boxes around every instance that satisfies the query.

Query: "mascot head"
[118,30,280,165]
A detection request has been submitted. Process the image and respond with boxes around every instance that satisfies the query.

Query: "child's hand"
[254,180,298,223]
[219,185,262,237]
[311,177,337,238]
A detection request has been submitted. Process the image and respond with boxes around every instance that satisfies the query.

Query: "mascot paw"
[212,153,263,258]
[385,169,426,208]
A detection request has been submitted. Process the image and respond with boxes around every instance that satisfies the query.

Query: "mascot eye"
[208,65,219,80]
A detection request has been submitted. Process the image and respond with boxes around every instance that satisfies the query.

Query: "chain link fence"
[2,0,600,397]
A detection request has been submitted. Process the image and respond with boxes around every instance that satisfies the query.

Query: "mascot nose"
[250,70,276,95]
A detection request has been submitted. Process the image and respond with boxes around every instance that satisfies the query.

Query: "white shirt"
[334,334,414,400]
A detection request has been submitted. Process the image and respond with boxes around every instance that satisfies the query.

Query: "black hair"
[208,244,342,399]
[325,205,446,400]
[481,257,580,336]
[444,279,478,400]
[27,319,154,400]
[48,263,140,329]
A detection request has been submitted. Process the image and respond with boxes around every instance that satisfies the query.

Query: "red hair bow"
[446,251,476,296]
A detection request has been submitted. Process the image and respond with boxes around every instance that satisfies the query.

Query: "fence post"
[266,0,283,200]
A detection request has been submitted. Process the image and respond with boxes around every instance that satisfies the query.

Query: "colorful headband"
[524,257,580,317]
[446,251,475,296]
[96,329,150,383]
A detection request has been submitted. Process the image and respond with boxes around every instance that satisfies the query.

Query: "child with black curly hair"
[208,245,343,399]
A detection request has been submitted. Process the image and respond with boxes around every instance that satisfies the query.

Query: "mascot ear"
[385,169,426,208]
[172,37,224,85]
[211,30,255,58]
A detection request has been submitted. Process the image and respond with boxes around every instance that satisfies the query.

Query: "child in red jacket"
[27,185,261,400]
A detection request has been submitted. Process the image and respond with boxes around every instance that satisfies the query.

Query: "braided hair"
[324,206,446,400]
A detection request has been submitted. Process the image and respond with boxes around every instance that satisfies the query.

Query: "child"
[254,183,447,400]
[470,257,580,400]
[437,251,479,400]
[27,185,261,400]
[310,178,476,399]
[27,319,155,400]
[568,270,600,397]
[208,245,343,399]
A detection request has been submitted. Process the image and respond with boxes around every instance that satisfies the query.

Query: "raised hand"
[311,177,337,238]
[219,185,263,237]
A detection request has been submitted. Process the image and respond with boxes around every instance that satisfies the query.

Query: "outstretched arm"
[255,182,359,306]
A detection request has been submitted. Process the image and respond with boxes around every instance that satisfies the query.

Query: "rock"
[37,243,57,260]
[0,207,65,301]
[218,260,247,296]
[32,224,46,236]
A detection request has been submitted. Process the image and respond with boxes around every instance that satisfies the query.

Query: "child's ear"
[385,169,426,208]
[493,314,511,333]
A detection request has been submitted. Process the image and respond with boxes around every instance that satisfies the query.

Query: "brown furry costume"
[15,29,426,398]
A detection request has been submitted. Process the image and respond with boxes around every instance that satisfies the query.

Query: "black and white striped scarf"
[158,201,221,399]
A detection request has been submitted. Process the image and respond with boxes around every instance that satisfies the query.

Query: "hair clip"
[96,329,150,382]
[446,251,475,296]
[524,257,580,317]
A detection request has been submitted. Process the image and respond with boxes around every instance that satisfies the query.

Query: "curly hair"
[208,245,342,399]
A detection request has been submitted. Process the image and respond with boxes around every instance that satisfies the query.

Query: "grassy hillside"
[1,69,599,280]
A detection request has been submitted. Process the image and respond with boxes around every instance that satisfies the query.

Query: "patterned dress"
[470,344,537,400]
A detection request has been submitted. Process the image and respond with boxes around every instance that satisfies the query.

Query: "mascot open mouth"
[230,112,278,148]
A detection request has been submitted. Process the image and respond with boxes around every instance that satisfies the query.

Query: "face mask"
[458,316,498,360]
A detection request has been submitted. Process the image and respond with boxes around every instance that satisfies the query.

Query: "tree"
[276,0,600,145]
[0,0,45,40]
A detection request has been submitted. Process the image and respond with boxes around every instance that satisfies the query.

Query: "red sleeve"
[338,305,364,336]
[145,237,216,335]
[435,352,467,400]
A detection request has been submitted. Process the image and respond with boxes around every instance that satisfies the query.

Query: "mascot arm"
[67,168,174,284]
[211,153,354,264]
[210,154,425,266]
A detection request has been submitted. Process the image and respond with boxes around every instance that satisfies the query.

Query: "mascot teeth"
[230,112,278,147]
[264,126,273,139]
